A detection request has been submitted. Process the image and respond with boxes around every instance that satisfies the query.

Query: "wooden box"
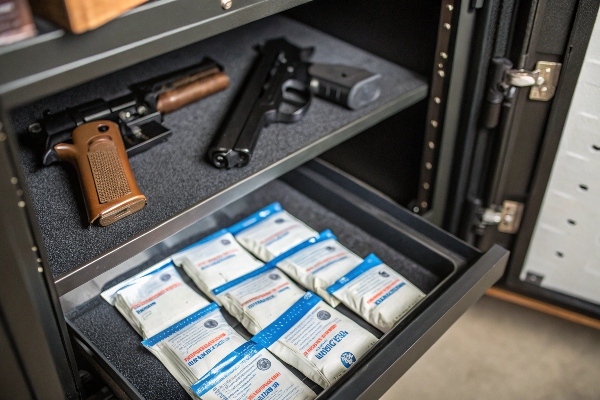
[29,0,148,33]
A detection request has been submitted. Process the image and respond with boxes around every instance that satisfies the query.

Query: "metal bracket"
[529,61,562,101]
[480,200,524,234]
[505,61,561,101]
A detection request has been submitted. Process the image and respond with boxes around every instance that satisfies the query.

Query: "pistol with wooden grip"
[29,58,229,226]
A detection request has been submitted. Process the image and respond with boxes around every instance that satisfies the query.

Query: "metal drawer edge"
[326,245,508,399]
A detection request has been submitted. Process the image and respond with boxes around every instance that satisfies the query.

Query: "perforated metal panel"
[520,10,600,305]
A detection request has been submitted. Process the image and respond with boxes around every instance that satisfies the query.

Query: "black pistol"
[208,38,381,169]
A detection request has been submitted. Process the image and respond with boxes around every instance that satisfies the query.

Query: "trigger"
[278,86,310,114]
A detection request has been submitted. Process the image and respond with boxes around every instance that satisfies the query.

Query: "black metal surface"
[286,0,440,77]
[320,102,426,207]
[0,0,312,109]
[503,0,600,319]
[304,160,480,262]
[0,313,32,399]
[443,0,505,235]
[287,0,440,208]
[476,0,580,252]
[415,0,460,214]
[0,118,80,398]
[66,163,508,399]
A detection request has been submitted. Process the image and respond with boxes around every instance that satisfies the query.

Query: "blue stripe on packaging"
[191,341,262,396]
[211,263,278,295]
[251,291,322,348]
[267,229,335,265]
[174,228,230,255]
[210,230,334,295]
[227,203,283,235]
[326,254,383,294]
[113,261,176,295]
[141,302,220,347]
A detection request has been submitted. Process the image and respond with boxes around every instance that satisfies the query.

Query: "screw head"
[221,0,232,9]
[131,126,143,138]
[119,111,132,120]
[28,123,42,134]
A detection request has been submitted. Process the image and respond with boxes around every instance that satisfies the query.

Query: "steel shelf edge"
[327,244,509,400]
[55,85,428,296]
[0,0,312,109]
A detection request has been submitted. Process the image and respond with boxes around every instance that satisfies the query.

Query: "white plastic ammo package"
[101,261,210,339]
[327,254,425,333]
[229,202,318,262]
[171,229,264,302]
[252,292,377,388]
[212,264,306,334]
[142,303,247,396]
[191,341,316,400]
[273,229,363,307]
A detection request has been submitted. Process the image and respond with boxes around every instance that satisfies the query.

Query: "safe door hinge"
[478,200,524,234]
[481,58,562,129]
[505,61,562,101]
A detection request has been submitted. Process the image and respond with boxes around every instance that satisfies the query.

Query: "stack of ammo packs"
[102,202,425,399]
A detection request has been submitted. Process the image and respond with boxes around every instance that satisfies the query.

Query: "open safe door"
[446,0,600,318]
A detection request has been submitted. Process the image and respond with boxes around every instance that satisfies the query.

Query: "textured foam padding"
[11,15,427,279]
[66,178,442,399]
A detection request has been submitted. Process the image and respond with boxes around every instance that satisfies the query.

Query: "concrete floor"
[381,295,600,400]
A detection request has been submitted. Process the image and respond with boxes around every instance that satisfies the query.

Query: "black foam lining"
[66,178,441,400]
[11,15,427,278]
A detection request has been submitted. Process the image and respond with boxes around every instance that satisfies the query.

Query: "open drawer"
[63,159,509,400]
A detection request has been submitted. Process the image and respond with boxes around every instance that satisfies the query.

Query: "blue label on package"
[326,254,383,294]
[251,292,322,348]
[227,203,284,235]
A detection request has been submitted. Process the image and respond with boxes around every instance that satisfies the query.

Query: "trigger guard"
[43,131,72,165]
[275,79,312,123]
